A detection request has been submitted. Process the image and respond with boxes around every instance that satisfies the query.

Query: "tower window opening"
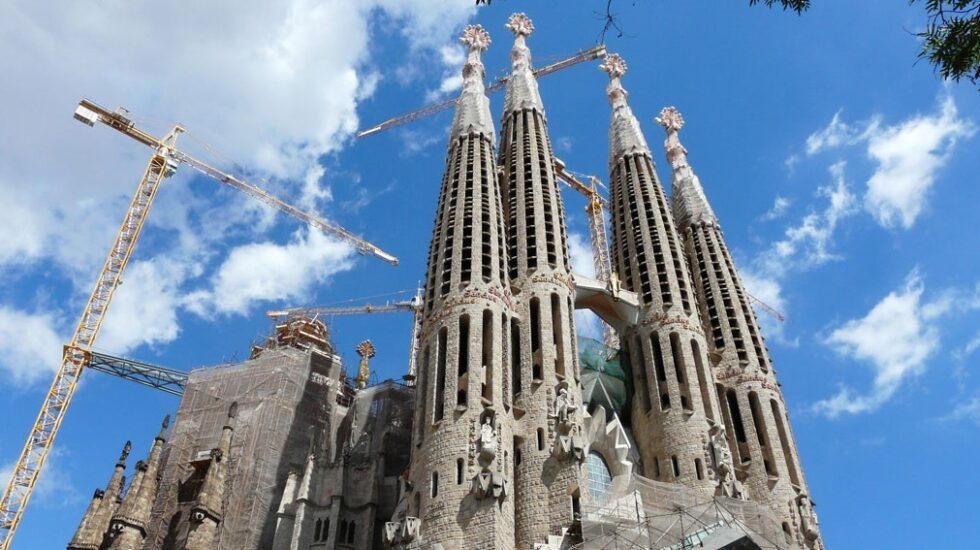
[431,471,439,498]
[749,391,777,477]
[771,399,801,485]
[322,519,330,541]
[511,318,522,397]
[416,346,430,445]
[727,390,747,444]
[551,294,565,378]
[670,332,693,411]
[652,457,661,479]
[502,314,511,410]
[633,335,652,413]
[347,522,356,544]
[456,458,464,485]
[537,428,545,451]
[651,333,670,409]
[315,518,322,541]
[695,458,704,480]
[530,297,541,352]
[458,315,470,376]
[691,339,715,422]
[482,310,493,402]
[671,455,680,478]
[435,328,447,421]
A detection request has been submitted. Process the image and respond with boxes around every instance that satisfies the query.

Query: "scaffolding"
[575,474,797,550]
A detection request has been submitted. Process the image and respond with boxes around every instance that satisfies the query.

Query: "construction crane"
[86,351,188,396]
[0,100,398,549]
[267,289,423,383]
[356,45,606,139]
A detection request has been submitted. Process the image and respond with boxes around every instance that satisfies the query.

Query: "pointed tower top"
[655,106,716,228]
[450,25,495,142]
[156,414,170,441]
[118,440,132,465]
[600,53,650,162]
[502,13,545,115]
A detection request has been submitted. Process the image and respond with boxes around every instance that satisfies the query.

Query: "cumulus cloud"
[803,97,974,229]
[813,272,950,417]
[864,96,975,228]
[187,230,356,317]
[0,0,476,383]
[0,448,81,509]
[947,394,980,427]
[0,307,64,385]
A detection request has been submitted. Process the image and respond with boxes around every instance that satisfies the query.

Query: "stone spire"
[497,12,583,548]
[450,24,494,142]
[107,415,169,550]
[413,23,518,549]
[602,53,729,497]
[502,13,544,115]
[662,109,823,547]
[185,404,236,550]
[600,53,650,163]
[655,106,716,230]
[68,441,131,550]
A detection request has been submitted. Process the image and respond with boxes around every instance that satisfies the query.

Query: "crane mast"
[0,129,180,549]
[0,99,399,548]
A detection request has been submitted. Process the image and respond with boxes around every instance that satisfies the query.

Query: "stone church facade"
[70,14,823,550]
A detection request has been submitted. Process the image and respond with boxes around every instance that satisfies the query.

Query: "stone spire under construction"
[601,54,730,495]
[68,441,130,550]
[497,13,585,548]
[106,416,168,550]
[185,403,237,550]
[412,23,519,549]
[658,106,823,548]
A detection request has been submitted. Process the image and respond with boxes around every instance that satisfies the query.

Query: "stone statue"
[479,416,497,464]
[555,387,571,427]
[797,493,818,539]
[709,425,732,473]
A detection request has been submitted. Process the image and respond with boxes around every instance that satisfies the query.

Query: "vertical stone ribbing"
[107,417,168,550]
[411,24,518,550]
[658,106,823,549]
[600,55,726,497]
[68,442,130,550]
[497,14,584,549]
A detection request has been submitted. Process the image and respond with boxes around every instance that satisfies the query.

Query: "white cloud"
[761,196,791,221]
[0,0,476,382]
[813,272,949,417]
[756,161,857,279]
[864,96,975,229]
[96,258,189,354]
[187,230,356,317]
[947,394,980,427]
[954,331,980,361]
[801,97,974,230]
[0,307,64,385]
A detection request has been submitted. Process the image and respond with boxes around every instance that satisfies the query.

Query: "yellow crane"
[0,99,398,549]
[267,288,423,383]
[356,45,606,138]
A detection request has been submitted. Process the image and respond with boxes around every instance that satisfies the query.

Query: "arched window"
[322,518,330,541]
[314,518,322,541]
[586,451,613,505]
[347,521,356,544]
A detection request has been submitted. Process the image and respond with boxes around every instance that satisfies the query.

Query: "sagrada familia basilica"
[67,14,824,550]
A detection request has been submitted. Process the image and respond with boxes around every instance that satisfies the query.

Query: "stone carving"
[401,517,421,541]
[118,440,132,463]
[460,24,491,52]
[796,493,819,540]
[474,471,509,500]
[709,425,743,499]
[555,387,571,428]
[505,12,534,37]
[355,340,376,390]
[655,106,685,133]
[383,522,400,546]
[599,53,627,79]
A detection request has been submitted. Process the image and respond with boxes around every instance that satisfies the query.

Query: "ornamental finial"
[599,53,628,79]
[505,13,534,37]
[460,24,491,52]
[656,106,685,133]
[119,440,132,463]
[355,340,376,390]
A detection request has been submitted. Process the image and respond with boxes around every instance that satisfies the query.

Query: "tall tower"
[411,24,519,549]
[67,441,130,550]
[497,13,585,548]
[106,416,168,550]
[657,106,823,548]
[600,55,730,495]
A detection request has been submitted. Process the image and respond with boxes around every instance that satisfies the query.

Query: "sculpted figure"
[479,416,497,464]
[555,387,571,426]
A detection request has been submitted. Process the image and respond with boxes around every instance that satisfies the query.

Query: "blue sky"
[1,1,977,548]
